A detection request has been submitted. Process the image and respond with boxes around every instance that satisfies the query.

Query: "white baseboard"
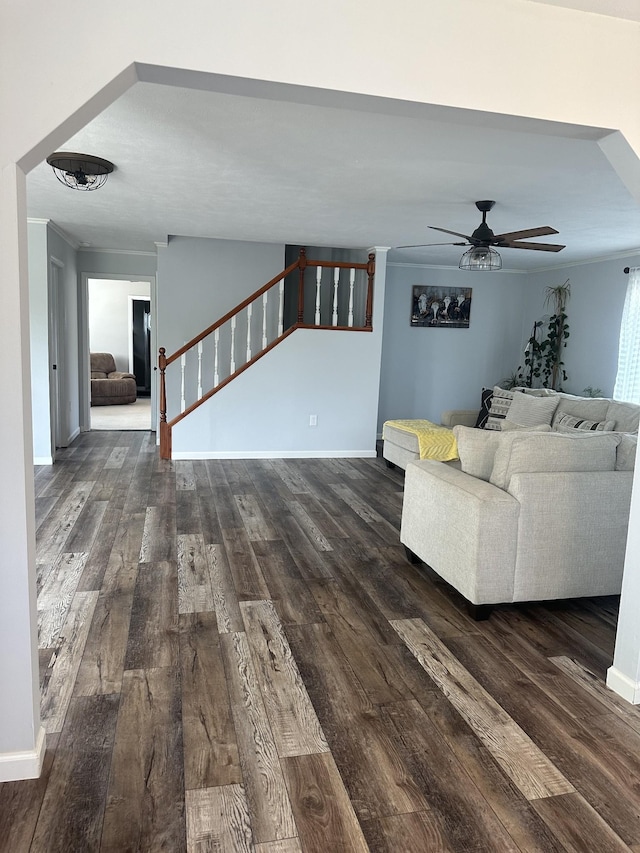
[0,726,46,782]
[34,455,54,466]
[171,450,378,460]
[606,666,640,704]
[67,427,81,444]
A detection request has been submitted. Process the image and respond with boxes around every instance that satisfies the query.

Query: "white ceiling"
[26,75,640,272]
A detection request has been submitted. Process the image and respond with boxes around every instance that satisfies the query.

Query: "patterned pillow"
[485,386,519,431]
[554,412,615,433]
[474,388,493,428]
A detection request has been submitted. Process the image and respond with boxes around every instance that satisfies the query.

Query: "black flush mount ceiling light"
[46,152,114,191]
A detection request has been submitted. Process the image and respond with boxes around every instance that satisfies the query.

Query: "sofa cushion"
[551,393,610,426]
[454,424,551,482]
[489,431,620,491]
[607,400,640,433]
[553,412,616,432]
[454,426,500,481]
[503,392,559,428]
[616,433,638,470]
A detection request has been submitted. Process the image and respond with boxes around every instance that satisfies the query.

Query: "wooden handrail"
[164,249,374,366]
[158,248,376,459]
[165,258,300,367]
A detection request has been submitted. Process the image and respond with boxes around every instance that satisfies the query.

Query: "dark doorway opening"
[132,299,152,397]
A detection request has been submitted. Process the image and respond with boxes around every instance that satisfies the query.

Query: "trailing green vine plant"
[515,279,571,390]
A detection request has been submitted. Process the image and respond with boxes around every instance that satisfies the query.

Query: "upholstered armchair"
[90,352,137,406]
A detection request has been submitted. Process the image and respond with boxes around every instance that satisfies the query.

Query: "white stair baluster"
[213,329,220,386]
[348,268,355,327]
[230,315,236,374]
[262,292,268,349]
[197,340,203,400]
[315,267,322,325]
[278,280,284,336]
[246,303,252,362]
[332,267,340,326]
[180,349,186,413]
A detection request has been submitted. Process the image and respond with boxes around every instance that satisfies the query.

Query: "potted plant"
[513,279,570,391]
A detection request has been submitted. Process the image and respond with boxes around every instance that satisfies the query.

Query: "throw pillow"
[485,386,519,431]
[453,425,500,481]
[501,421,552,433]
[606,400,640,433]
[489,431,620,491]
[554,412,615,433]
[474,388,493,429]
[505,392,559,428]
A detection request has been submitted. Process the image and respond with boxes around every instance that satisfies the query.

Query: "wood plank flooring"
[1,430,638,851]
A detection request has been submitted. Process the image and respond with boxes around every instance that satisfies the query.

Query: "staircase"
[158,248,375,459]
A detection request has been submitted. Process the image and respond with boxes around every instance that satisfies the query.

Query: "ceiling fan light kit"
[459,245,502,271]
[398,199,565,271]
[46,152,114,191]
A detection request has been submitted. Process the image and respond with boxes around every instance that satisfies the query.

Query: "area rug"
[91,398,152,431]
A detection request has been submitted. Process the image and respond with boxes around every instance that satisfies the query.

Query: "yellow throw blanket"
[383,419,458,461]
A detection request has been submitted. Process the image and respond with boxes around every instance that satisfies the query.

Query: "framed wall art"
[411,285,472,328]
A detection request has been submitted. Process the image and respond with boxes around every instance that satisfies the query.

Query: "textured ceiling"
[26,77,640,272]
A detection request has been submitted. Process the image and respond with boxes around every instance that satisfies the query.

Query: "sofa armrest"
[108,371,136,380]
[400,460,519,604]
[508,470,633,601]
[441,409,478,428]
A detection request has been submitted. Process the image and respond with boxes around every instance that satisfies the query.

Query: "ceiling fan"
[398,200,565,269]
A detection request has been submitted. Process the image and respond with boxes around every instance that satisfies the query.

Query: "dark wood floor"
[1,429,639,852]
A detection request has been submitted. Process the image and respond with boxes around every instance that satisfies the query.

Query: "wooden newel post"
[158,347,171,460]
[365,252,375,328]
[297,247,307,324]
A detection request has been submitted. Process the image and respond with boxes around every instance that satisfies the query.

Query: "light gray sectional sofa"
[399,389,639,618]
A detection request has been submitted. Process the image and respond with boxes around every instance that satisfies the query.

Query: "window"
[614,267,640,404]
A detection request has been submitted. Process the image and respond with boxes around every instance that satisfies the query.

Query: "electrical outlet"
[309,414,318,427]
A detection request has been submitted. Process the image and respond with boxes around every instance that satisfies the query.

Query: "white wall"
[88,279,150,372]
[4,0,640,780]
[377,264,527,429]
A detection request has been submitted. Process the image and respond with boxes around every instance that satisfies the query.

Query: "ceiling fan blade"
[493,226,559,241]
[396,241,469,249]
[501,240,565,252]
[428,226,473,241]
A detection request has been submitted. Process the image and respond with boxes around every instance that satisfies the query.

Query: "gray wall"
[47,227,80,445]
[77,249,158,279]
[377,264,527,429]
[519,256,639,397]
[158,236,385,456]
[377,253,640,432]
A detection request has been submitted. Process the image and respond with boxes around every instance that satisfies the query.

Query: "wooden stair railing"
[158,248,375,459]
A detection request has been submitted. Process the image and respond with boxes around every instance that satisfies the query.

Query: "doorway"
[83,276,157,432]
[130,296,152,396]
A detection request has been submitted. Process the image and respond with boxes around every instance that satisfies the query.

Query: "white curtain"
[614,267,640,403]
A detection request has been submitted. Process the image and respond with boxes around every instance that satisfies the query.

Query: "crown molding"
[526,247,640,274]
[386,260,528,275]
[77,247,157,257]
[27,218,80,250]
